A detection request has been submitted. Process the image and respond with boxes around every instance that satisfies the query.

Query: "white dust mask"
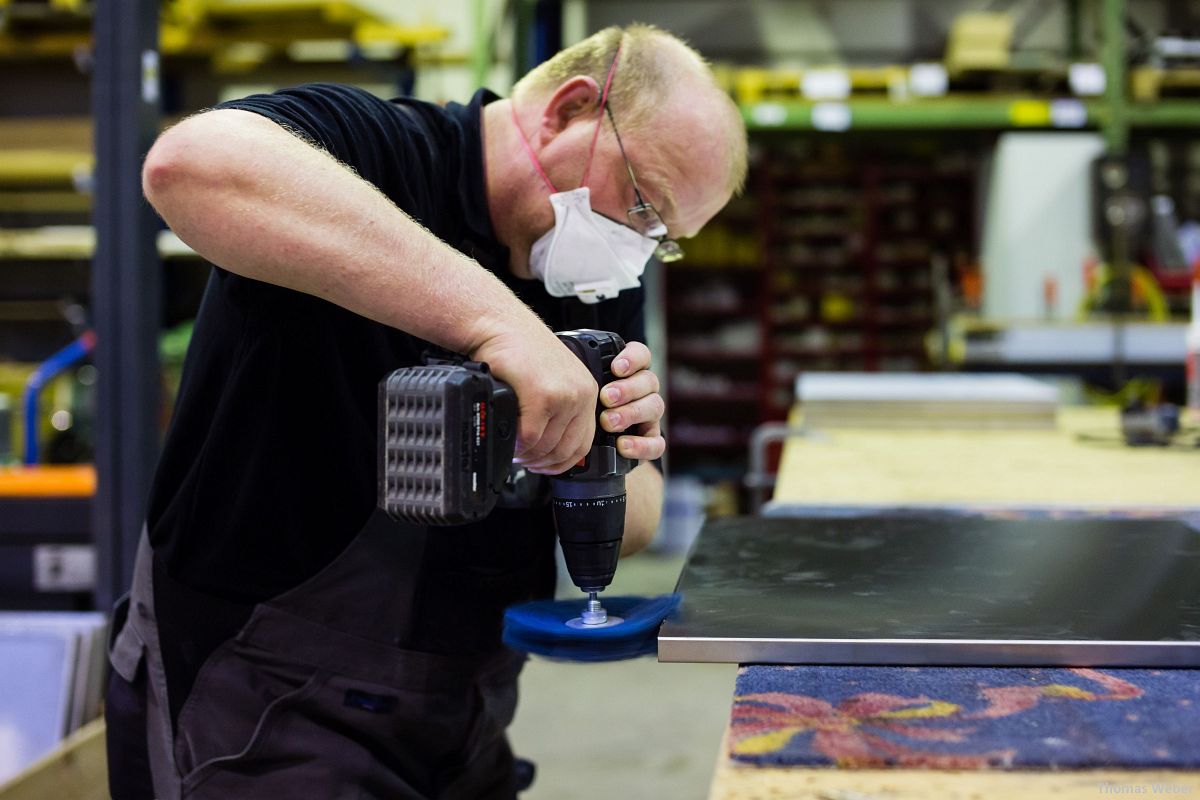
[527,187,657,303]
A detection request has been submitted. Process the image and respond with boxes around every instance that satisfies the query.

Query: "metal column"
[1101,0,1129,155]
[91,0,161,612]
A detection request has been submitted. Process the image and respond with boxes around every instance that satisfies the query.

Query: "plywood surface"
[0,718,106,800]
[774,407,1198,507]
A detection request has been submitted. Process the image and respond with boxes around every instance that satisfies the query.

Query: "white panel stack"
[0,613,108,784]
[796,372,1059,429]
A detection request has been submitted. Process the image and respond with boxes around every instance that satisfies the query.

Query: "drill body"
[378,329,634,607]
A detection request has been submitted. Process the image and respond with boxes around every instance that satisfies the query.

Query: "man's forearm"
[143,109,543,357]
[620,462,663,556]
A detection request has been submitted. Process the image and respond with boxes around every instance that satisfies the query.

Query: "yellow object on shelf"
[819,291,855,323]
[1131,66,1200,102]
[731,66,909,105]
[0,226,200,260]
[1078,263,1170,322]
[1,1,449,61]
[0,191,90,213]
[945,12,1014,74]
[0,151,92,188]
[1008,99,1051,127]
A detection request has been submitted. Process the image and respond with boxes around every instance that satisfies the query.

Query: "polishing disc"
[565,615,625,630]
[503,594,682,662]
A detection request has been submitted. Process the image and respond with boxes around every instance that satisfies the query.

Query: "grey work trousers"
[106,514,525,799]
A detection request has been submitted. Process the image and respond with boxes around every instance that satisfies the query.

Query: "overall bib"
[107,510,530,799]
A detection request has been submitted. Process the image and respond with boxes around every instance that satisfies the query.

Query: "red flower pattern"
[731,668,1143,768]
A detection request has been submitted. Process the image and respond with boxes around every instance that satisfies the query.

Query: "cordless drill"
[377,329,635,625]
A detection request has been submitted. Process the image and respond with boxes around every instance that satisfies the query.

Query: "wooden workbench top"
[774,406,1198,508]
[710,744,1200,800]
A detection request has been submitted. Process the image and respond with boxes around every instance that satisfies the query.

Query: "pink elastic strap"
[511,100,557,193]
[580,43,622,189]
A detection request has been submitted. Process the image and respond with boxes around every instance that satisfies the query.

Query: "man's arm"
[621,461,664,555]
[143,108,595,473]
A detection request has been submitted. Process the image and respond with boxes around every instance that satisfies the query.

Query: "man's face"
[509,94,734,279]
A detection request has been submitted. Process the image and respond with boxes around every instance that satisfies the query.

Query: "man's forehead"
[646,135,732,238]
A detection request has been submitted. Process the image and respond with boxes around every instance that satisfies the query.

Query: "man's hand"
[471,326,599,476]
[598,341,666,462]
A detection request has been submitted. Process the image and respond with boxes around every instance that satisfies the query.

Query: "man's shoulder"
[215,82,432,131]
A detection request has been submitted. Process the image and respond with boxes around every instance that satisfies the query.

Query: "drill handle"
[554,329,627,441]
[553,329,636,479]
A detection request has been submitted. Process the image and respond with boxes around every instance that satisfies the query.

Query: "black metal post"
[91,0,161,612]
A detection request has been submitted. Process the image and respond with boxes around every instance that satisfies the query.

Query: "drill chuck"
[551,475,625,593]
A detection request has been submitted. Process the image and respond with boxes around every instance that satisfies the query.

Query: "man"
[105,23,747,800]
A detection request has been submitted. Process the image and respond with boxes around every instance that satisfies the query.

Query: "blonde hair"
[513,24,748,197]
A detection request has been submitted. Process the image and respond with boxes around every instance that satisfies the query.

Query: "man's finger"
[611,341,651,378]
[616,433,665,461]
[601,369,660,408]
[514,406,559,462]
[523,412,591,473]
[601,393,665,432]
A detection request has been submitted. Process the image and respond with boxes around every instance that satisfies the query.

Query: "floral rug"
[730,665,1200,768]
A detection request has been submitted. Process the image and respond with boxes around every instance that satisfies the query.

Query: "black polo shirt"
[145,84,647,713]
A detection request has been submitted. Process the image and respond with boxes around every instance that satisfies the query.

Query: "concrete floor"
[508,553,737,800]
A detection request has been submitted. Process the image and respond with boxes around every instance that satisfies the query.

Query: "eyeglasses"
[604,106,684,263]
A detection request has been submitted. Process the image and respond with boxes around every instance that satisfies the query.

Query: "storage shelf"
[0,151,92,188]
[743,98,1200,132]
[668,303,758,317]
[0,227,199,260]
[668,348,762,364]
[0,1,449,61]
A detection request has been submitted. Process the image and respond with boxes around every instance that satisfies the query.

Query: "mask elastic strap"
[511,101,558,193]
[580,43,622,189]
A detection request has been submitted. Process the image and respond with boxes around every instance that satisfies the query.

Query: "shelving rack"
[662,0,1200,496]
[0,0,452,609]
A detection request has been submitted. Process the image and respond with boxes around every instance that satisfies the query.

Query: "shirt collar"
[444,89,508,267]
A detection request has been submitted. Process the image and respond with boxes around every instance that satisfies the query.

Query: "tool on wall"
[378,329,634,628]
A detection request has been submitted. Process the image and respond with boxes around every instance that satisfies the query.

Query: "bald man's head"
[512,25,747,199]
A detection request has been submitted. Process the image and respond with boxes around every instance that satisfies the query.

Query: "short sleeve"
[213,83,427,210]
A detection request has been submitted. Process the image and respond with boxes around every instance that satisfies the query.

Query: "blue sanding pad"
[503,594,682,662]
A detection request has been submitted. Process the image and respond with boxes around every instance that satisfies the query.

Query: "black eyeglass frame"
[603,105,685,263]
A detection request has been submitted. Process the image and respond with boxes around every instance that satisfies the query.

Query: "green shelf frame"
[740,0,1200,137]
[741,98,1200,132]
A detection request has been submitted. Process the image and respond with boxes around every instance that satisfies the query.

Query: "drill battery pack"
[378,361,517,525]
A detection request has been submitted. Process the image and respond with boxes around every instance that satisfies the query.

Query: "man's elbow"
[142,113,230,208]
[142,124,193,208]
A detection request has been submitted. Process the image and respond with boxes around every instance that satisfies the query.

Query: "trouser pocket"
[172,640,507,800]
[173,642,328,794]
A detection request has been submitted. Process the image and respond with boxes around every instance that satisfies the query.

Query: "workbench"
[707,405,1200,799]
[768,406,1197,510]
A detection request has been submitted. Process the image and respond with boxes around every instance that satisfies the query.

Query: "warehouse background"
[0,1,1197,797]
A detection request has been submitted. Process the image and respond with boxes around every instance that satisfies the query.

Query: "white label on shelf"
[750,103,788,127]
[811,102,852,132]
[1050,99,1088,129]
[1068,63,1106,96]
[33,545,96,592]
[1158,37,1200,58]
[802,69,850,100]
[908,63,948,97]
[142,50,160,104]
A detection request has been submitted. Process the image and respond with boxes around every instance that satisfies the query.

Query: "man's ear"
[537,76,601,142]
